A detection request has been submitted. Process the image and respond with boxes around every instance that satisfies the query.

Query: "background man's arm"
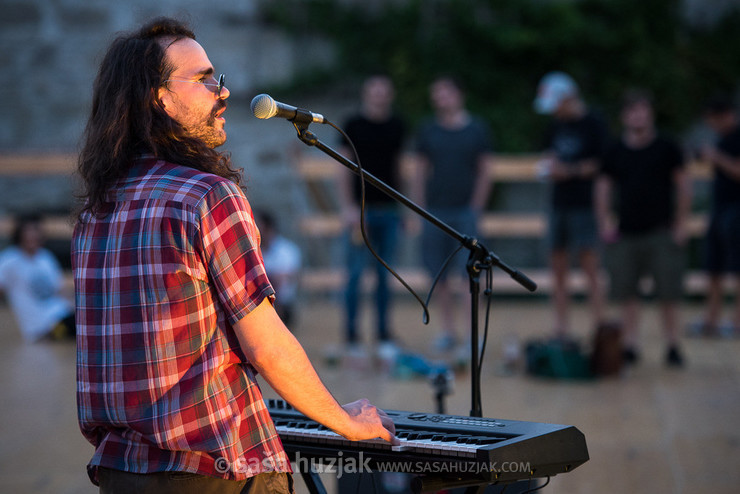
[594,174,617,243]
[470,153,495,213]
[672,166,693,245]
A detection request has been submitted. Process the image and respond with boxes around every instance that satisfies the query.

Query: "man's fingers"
[379,413,396,435]
[378,426,400,446]
[342,400,399,445]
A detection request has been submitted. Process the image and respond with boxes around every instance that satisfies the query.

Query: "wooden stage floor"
[1,297,738,494]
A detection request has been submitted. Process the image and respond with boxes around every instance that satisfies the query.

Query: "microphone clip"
[291,108,321,126]
[293,121,318,146]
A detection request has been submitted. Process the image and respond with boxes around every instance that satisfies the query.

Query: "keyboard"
[267,399,588,486]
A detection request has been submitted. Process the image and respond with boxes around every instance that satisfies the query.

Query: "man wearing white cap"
[534,71,608,339]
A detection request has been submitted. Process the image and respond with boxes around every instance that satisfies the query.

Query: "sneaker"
[719,321,738,339]
[622,347,640,365]
[376,341,401,367]
[686,320,720,338]
[502,336,522,374]
[665,346,685,368]
[342,344,370,370]
[322,343,342,368]
[432,333,458,353]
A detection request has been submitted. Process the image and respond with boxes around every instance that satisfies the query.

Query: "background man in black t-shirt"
[534,71,607,338]
[338,75,406,366]
[698,97,740,337]
[596,90,691,367]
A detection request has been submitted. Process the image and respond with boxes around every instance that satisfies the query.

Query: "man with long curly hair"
[73,17,396,493]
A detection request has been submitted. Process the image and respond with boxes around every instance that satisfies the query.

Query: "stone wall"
[0,0,348,238]
[0,0,338,150]
[0,0,729,273]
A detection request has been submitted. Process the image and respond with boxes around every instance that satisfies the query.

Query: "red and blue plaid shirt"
[73,157,290,483]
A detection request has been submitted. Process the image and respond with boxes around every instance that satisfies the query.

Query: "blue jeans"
[344,208,400,344]
[421,208,478,280]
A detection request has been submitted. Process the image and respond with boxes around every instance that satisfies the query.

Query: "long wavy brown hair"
[76,17,242,219]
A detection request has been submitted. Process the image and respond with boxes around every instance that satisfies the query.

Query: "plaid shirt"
[73,157,290,483]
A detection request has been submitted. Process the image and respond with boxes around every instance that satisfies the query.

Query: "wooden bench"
[296,152,715,295]
[297,153,711,239]
[0,152,718,296]
[0,153,77,241]
[0,153,76,175]
[298,266,715,296]
[0,215,74,240]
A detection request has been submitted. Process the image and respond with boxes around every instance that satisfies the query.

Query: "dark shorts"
[548,208,599,252]
[422,208,477,280]
[605,229,685,302]
[705,205,740,274]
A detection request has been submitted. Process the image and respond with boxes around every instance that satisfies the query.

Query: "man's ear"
[157,86,171,111]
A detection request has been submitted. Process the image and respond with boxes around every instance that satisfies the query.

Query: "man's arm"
[337,145,360,228]
[403,153,429,236]
[672,166,692,245]
[594,174,617,243]
[470,153,494,213]
[233,298,397,444]
[575,157,601,179]
[540,154,599,182]
[407,153,428,208]
[705,147,740,181]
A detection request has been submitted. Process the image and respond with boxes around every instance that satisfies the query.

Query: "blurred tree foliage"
[262,0,740,151]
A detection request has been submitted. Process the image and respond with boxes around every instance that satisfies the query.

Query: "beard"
[181,101,227,148]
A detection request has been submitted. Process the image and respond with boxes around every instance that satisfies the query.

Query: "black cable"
[327,122,498,414]
[475,265,494,412]
[329,120,452,326]
[423,243,465,324]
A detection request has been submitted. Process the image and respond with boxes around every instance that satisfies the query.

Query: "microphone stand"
[288,115,538,494]
[291,118,537,419]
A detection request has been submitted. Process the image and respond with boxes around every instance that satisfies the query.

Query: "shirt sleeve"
[473,118,494,156]
[415,121,431,155]
[0,250,9,289]
[197,180,275,325]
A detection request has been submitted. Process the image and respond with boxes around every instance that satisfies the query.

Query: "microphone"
[250,93,327,124]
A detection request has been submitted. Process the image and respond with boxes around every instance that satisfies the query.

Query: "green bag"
[525,338,594,380]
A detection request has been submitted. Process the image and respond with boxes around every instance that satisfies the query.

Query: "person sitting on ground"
[0,214,75,342]
[254,209,302,328]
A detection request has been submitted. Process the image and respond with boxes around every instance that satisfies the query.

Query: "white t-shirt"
[0,246,73,341]
[262,236,301,303]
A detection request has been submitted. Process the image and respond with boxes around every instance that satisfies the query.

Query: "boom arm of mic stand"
[292,123,537,293]
[293,121,536,418]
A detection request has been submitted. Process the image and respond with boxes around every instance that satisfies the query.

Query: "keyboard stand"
[300,469,327,494]
[410,474,499,493]
[300,466,494,494]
